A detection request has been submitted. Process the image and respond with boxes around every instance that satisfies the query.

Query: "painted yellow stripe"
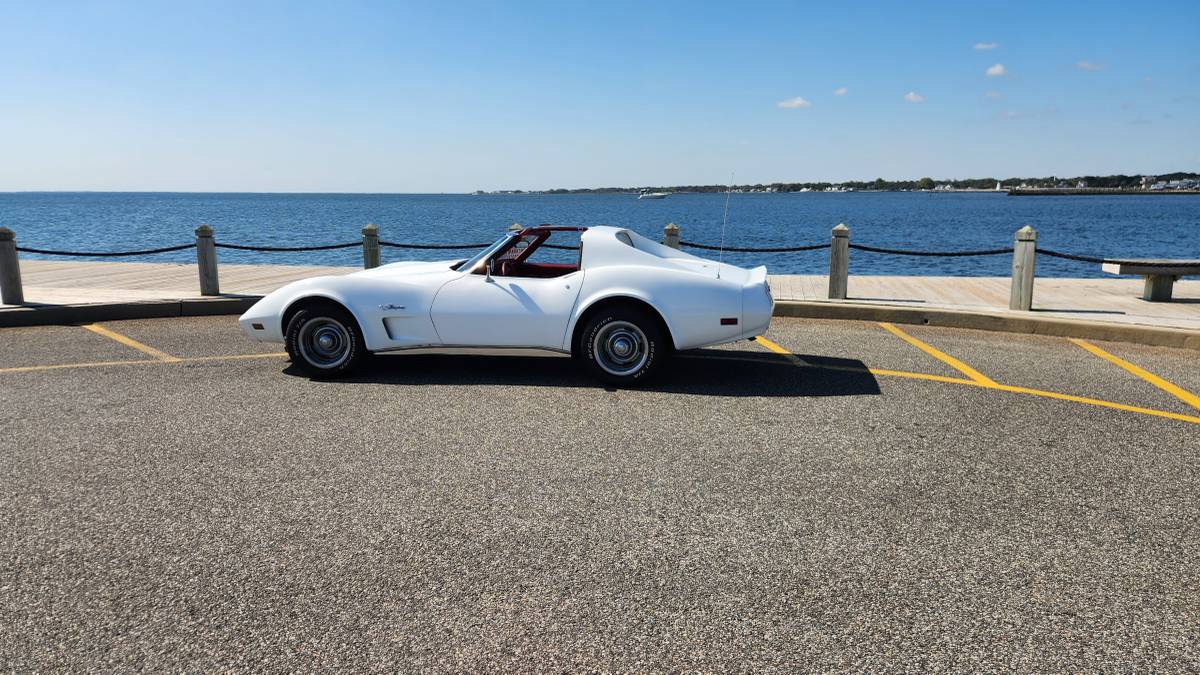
[0,359,160,374]
[877,322,998,386]
[688,349,977,386]
[990,382,1200,425]
[754,335,791,355]
[753,336,810,365]
[1071,338,1200,411]
[189,352,289,362]
[866,367,978,386]
[753,334,1200,426]
[82,323,180,362]
[0,351,287,374]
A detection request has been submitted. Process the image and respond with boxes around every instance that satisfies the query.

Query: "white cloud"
[1077,60,1105,71]
[903,91,925,103]
[985,91,1002,99]
[986,63,1007,77]
[777,96,812,109]
[833,87,848,96]
[974,42,998,50]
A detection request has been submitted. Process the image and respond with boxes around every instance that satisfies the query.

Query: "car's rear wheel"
[578,307,664,385]
[285,305,366,378]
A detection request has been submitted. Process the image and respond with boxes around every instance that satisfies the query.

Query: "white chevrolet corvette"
[239,225,773,384]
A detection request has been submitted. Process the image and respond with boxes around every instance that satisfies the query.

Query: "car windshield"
[452,233,516,273]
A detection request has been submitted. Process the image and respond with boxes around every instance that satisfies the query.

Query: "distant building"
[1076,180,1088,189]
[1140,176,1157,190]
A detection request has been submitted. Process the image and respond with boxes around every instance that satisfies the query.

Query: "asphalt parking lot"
[2,315,1198,670]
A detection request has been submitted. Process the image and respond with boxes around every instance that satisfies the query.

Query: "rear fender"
[566,288,678,352]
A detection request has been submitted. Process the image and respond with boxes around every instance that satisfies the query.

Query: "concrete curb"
[2,295,1197,351]
[774,300,1200,351]
[0,297,259,328]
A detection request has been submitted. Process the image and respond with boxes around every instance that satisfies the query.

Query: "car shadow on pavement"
[298,348,880,397]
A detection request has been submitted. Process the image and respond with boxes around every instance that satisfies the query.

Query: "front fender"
[239,276,373,345]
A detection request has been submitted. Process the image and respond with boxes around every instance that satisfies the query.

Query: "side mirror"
[485,258,495,282]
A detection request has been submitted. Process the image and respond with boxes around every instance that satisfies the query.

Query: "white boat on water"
[638,190,671,200]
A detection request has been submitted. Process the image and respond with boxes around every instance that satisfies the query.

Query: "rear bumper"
[742,273,774,338]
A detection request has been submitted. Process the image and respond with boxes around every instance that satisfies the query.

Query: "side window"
[616,231,634,247]
[523,230,583,265]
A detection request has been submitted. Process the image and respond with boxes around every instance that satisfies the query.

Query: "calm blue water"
[1,192,1197,277]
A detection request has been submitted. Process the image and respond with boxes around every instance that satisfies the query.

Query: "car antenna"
[718,172,734,279]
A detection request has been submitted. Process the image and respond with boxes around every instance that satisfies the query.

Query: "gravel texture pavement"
[1,316,1197,671]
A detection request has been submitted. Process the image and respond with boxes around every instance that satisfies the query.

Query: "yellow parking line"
[877,322,998,386]
[990,382,1200,425]
[1070,338,1200,412]
[188,352,289,362]
[866,367,977,386]
[0,351,287,374]
[82,323,180,362]
[0,359,161,374]
[753,336,809,365]
[755,333,1200,426]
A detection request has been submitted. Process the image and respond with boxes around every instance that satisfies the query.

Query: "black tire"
[285,304,366,379]
[577,306,665,386]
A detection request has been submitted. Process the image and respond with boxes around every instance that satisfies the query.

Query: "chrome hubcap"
[593,321,648,376]
[298,317,351,368]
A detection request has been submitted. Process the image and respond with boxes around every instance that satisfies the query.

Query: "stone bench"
[1102,259,1200,301]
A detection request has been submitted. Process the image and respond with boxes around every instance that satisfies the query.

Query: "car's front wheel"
[285,304,366,379]
[578,307,665,385]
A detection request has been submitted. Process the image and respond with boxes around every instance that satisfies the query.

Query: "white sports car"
[239,225,773,384]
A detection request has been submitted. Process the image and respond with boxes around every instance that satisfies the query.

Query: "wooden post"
[1009,225,1037,310]
[362,223,381,269]
[663,223,681,249]
[195,224,219,296]
[828,223,849,299]
[0,227,24,305]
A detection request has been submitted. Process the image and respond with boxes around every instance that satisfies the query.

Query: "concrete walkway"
[769,274,1200,331]
[3,260,1199,333]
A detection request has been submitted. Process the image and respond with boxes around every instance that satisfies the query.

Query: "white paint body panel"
[430,272,584,348]
[238,226,773,353]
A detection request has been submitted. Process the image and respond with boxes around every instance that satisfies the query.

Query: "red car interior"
[479,226,585,279]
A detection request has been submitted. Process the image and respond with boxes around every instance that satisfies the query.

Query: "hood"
[350,259,462,279]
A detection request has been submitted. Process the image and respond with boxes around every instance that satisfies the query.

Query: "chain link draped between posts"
[11,235,1189,267]
[15,243,197,257]
[214,242,360,252]
[380,241,491,250]
[1036,249,1106,264]
[681,241,830,253]
[848,243,1011,257]
[1037,250,1196,268]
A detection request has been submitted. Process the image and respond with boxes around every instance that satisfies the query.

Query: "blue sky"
[1,1,1197,192]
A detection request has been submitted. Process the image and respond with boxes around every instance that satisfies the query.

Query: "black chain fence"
[215,241,361,252]
[681,241,829,253]
[849,243,1011,257]
[12,232,1190,267]
[15,243,197,257]
[1037,249,1106,264]
[380,240,491,250]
